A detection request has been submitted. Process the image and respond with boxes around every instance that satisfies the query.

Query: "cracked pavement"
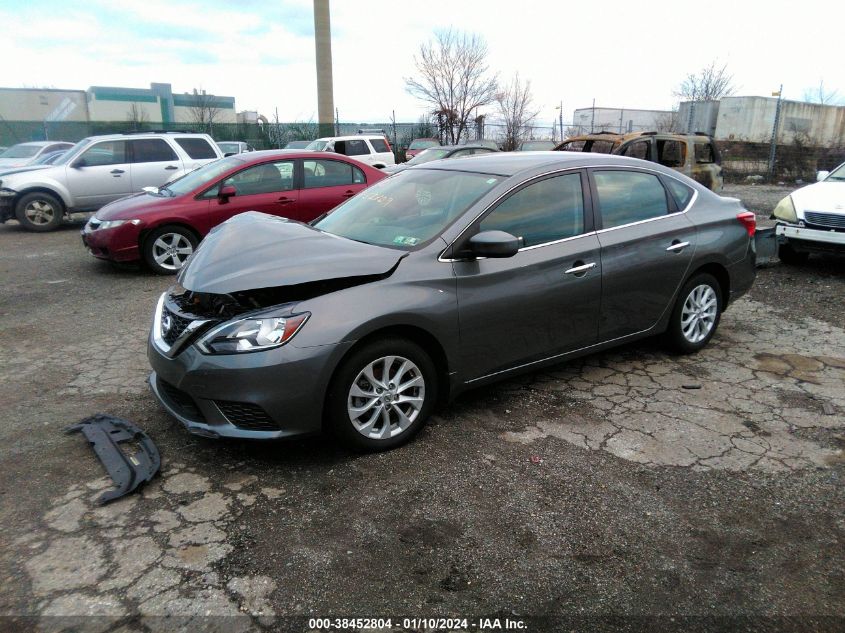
[0,196,843,631]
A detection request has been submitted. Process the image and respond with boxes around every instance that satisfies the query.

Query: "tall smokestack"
[313,0,335,137]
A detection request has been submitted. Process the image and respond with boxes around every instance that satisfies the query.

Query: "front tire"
[665,273,722,354]
[15,191,64,232]
[327,337,438,452]
[778,242,809,265]
[142,225,198,275]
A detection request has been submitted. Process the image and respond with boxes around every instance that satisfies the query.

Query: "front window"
[315,169,501,249]
[0,145,41,159]
[161,155,244,196]
[77,141,127,167]
[220,161,294,195]
[53,138,92,165]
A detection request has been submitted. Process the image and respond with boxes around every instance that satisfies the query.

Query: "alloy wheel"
[24,200,56,226]
[681,284,718,344]
[347,355,426,440]
[151,233,194,271]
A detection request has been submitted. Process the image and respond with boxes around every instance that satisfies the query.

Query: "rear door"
[453,170,602,380]
[65,140,132,209]
[202,159,298,230]
[128,138,183,191]
[590,168,696,341]
[297,158,368,221]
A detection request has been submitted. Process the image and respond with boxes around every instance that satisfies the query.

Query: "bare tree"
[654,110,680,133]
[675,61,736,102]
[125,102,149,130]
[405,29,498,144]
[495,73,539,151]
[185,89,221,133]
[802,80,842,105]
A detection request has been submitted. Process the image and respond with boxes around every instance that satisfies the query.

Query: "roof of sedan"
[416,150,647,176]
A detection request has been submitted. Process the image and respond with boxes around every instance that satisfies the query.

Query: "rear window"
[175,137,217,159]
[588,140,615,154]
[369,138,390,153]
[656,140,686,168]
[130,138,178,163]
[619,141,650,160]
[593,170,670,229]
[344,139,370,156]
[665,178,695,209]
[558,140,586,152]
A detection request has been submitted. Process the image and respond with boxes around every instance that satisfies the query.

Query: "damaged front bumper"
[148,325,352,441]
[0,190,16,223]
[776,223,845,252]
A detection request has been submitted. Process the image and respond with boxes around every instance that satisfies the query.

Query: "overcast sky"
[3,0,842,126]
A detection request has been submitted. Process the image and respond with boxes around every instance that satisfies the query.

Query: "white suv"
[305,135,395,169]
[0,131,223,231]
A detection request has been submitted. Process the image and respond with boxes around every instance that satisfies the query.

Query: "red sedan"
[81,150,386,274]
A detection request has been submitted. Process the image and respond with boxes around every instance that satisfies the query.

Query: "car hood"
[0,158,35,169]
[96,192,172,220]
[178,211,406,295]
[791,181,845,213]
[0,164,51,178]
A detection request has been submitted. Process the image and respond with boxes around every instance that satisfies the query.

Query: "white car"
[304,134,395,168]
[773,162,845,264]
[0,141,74,169]
[0,132,223,231]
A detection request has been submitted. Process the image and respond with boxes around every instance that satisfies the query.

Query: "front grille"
[804,211,845,230]
[158,379,206,422]
[161,306,194,346]
[214,400,278,431]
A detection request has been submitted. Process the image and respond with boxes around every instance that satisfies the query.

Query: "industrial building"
[570,106,675,134]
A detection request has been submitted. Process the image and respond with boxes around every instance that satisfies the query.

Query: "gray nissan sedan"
[148,152,756,451]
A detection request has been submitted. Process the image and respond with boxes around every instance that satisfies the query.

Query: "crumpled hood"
[178,211,406,295]
[0,164,51,178]
[791,181,845,214]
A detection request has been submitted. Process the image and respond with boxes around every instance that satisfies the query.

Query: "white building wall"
[571,107,674,133]
[715,96,845,146]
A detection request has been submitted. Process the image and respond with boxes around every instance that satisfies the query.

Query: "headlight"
[96,219,141,230]
[772,196,797,223]
[196,313,309,354]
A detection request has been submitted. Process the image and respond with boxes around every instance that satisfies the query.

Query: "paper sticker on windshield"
[486,178,498,184]
[416,188,432,206]
[393,235,420,246]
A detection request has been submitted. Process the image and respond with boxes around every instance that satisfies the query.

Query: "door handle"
[564,261,596,275]
[110,169,124,175]
[276,197,294,205]
[164,165,178,170]
[342,190,355,198]
[666,240,690,252]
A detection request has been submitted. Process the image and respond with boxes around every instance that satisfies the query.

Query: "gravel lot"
[0,184,843,632]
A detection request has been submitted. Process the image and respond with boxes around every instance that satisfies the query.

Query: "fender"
[2,171,74,209]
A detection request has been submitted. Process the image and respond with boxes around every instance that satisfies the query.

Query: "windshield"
[53,138,92,165]
[406,148,451,165]
[0,145,41,159]
[314,169,501,249]
[409,139,438,150]
[34,151,66,165]
[827,163,845,180]
[305,138,330,151]
[161,156,241,196]
[217,143,239,152]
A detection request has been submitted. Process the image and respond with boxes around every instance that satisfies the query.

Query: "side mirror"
[223,152,236,157]
[71,158,86,168]
[218,185,237,202]
[466,230,520,258]
[817,170,830,182]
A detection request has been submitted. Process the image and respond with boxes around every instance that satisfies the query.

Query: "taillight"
[736,211,756,237]
[383,136,392,152]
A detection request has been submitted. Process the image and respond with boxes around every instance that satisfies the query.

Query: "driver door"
[65,140,132,209]
[453,171,602,381]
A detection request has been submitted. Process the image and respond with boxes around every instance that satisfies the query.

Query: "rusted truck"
[555,131,723,192]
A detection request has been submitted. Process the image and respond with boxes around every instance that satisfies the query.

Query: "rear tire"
[142,225,198,275]
[778,242,809,265]
[664,273,722,354]
[326,337,438,452]
[15,191,64,232]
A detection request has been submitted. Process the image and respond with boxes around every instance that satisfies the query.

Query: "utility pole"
[768,85,783,181]
[559,101,564,142]
[313,0,335,138]
[590,98,595,133]
[334,107,339,136]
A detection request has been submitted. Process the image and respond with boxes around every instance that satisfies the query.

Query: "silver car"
[148,152,756,452]
[0,132,223,231]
